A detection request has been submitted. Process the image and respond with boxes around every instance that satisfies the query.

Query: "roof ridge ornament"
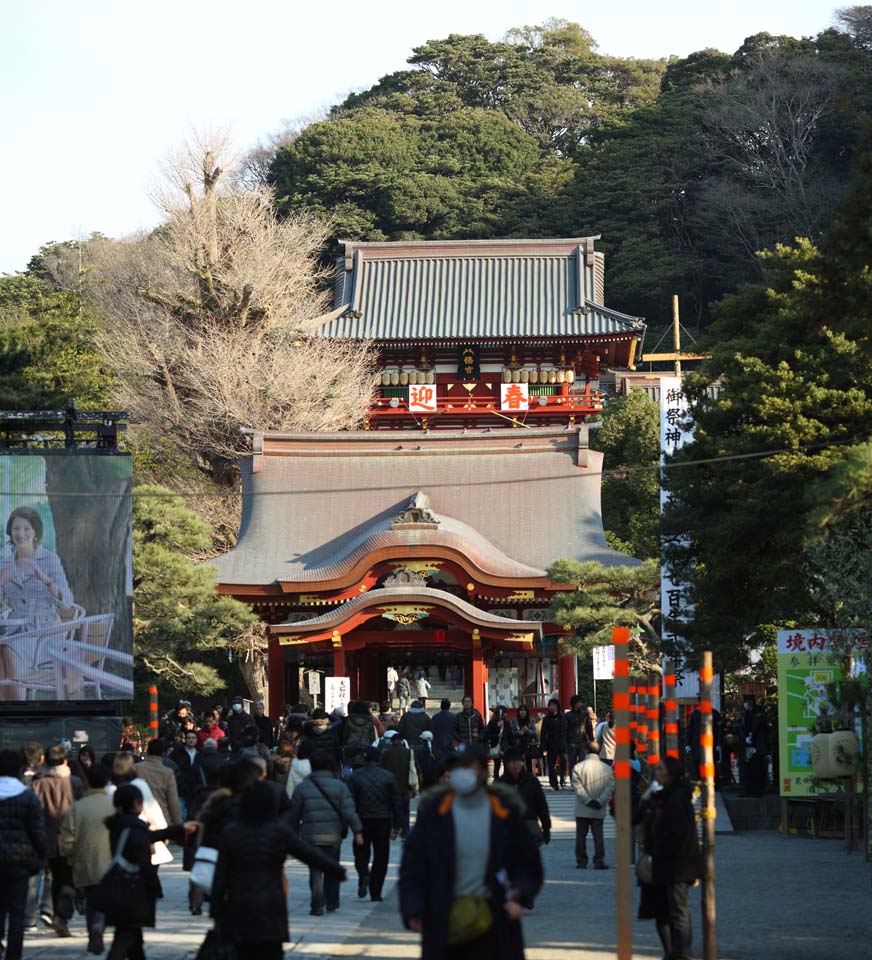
[382,567,430,587]
[391,491,439,529]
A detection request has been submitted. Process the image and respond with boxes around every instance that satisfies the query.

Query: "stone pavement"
[21,793,871,960]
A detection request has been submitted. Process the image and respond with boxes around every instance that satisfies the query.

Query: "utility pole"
[672,295,682,377]
[700,651,717,960]
[613,627,633,960]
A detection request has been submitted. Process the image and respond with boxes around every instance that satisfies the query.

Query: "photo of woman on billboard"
[0,506,76,626]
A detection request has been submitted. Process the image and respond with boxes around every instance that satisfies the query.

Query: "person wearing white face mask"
[226,696,252,752]
[399,744,543,960]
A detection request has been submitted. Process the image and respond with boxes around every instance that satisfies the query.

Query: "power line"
[0,434,865,499]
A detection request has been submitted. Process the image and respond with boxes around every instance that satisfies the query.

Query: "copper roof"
[212,427,638,588]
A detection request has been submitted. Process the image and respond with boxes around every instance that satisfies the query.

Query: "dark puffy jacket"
[540,712,567,751]
[343,710,377,767]
[380,741,420,799]
[397,707,432,744]
[287,770,362,845]
[430,709,455,753]
[0,786,47,875]
[301,719,342,769]
[252,713,274,749]
[649,781,703,885]
[497,769,551,833]
[226,709,253,749]
[211,819,344,944]
[348,762,402,826]
[565,709,592,747]
[451,708,484,744]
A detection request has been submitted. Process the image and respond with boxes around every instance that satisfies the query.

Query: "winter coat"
[496,769,551,833]
[399,783,543,960]
[540,712,568,753]
[136,756,182,825]
[0,778,47,875]
[348,762,403,825]
[571,755,614,819]
[168,746,200,800]
[287,770,362,845]
[413,744,443,790]
[343,710,378,767]
[226,708,253,750]
[397,706,432,744]
[272,756,291,789]
[380,740,420,799]
[451,708,484,744]
[485,714,516,752]
[430,709,455,754]
[565,708,592,748]
[511,716,539,752]
[32,765,83,857]
[252,712,274,749]
[196,721,226,749]
[285,758,312,800]
[396,677,412,700]
[211,819,344,944]
[301,718,342,769]
[58,788,114,887]
[638,781,702,886]
[103,814,184,927]
[416,677,431,698]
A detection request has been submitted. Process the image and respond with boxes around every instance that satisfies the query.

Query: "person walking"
[285,741,313,801]
[511,706,540,774]
[0,748,47,960]
[101,784,188,960]
[398,699,432,746]
[451,696,484,746]
[399,744,543,960]
[211,780,346,960]
[565,696,591,770]
[386,665,399,709]
[540,699,568,791]
[594,710,617,766]
[343,700,379,771]
[110,754,174,869]
[251,700,274,750]
[169,731,200,821]
[416,674,432,709]
[136,740,182,825]
[32,742,83,936]
[431,700,455,754]
[226,696,252,752]
[413,731,443,791]
[740,694,769,797]
[58,763,114,954]
[497,748,551,848]
[571,740,614,869]
[485,706,515,780]
[301,709,342,773]
[196,710,226,750]
[379,731,420,840]
[272,739,294,791]
[287,754,362,916]
[635,757,702,960]
[396,673,412,714]
[348,746,402,902]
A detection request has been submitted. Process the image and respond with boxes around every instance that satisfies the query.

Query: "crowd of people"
[0,690,707,960]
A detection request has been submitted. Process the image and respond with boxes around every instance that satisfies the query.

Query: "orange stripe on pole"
[700,763,716,779]
[615,727,631,744]
[665,699,677,711]
[613,626,630,645]
[701,701,712,714]
[701,733,714,747]
[614,760,631,779]
[614,692,630,710]
[700,666,713,682]
[614,659,630,677]
[665,722,679,734]
[664,673,675,685]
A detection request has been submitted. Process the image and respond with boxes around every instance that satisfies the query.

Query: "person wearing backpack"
[287,754,362,916]
[342,701,378,772]
[348,747,402,902]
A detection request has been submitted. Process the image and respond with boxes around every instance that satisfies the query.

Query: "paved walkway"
[22,792,870,960]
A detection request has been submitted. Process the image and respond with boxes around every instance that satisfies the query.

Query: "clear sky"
[0,0,837,273]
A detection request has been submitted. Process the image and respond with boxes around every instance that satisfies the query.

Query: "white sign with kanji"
[500,382,529,411]
[408,383,438,413]
[592,644,615,680]
[325,677,351,715]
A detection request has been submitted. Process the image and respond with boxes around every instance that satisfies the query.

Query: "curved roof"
[270,585,543,639]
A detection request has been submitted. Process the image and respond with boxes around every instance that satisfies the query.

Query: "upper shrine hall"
[214,237,645,719]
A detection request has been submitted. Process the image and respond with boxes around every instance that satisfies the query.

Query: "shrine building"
[213,237,644,719]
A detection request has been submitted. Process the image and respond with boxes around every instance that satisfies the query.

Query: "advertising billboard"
[0,452,133,702]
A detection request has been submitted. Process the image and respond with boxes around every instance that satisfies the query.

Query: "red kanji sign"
[500,382,529,411]
[409,384,437,413]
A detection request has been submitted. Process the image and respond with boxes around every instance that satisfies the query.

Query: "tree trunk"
[238,649,269,705]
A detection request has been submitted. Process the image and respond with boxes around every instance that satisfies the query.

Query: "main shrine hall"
[213,237,644,719]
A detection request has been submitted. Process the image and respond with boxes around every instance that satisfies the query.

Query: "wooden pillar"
[612,627,632,960]
[471,629,487,716]
[332,631,345,678]
[664,660,680,759]
[267,635,285,721]
[700,651,717,960]
[557,652,577,709]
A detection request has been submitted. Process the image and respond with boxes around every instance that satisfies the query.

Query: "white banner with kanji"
[500,382,529,411]
[408,383,438,413]
[325,677,351,715]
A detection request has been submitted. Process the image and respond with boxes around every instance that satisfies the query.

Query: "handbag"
[447,895,493,947]
[190,825,220,894]
[635,852,654,885]
[488,744,503,760]
[309,775,349,840]
[89,828,150,925]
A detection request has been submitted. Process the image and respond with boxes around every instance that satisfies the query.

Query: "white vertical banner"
[325,677,351,715]
[592,644,615,680]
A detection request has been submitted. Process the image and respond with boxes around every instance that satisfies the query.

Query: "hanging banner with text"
[592,644,615,680]
[325,677,351,716]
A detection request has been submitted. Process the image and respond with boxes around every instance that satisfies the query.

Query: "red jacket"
[197,722,226,748]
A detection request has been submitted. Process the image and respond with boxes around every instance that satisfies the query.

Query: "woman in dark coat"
[484,706,516,779]
[510,705,539,773]
[210,781,347,960]
[103,784,188,960]
[539,699,568,790]
[635,756,702,960]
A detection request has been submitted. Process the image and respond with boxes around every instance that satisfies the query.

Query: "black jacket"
[211,819,344,944]
[540,712,567,751]
[0,786,47,876]
[485,715,516,751]
[168,746,200,800]
[380,741,419,799]
[348,762,402,826]
[226,709,253,750]
[252,713,274,749]
[430,709,455,754]
[637,781,702,886]
[302,719,342,768]
[451,708,484,744]
[397,707,432,744]
[399,783,543,960]
[497,769,551,833]
[564,709,591,747]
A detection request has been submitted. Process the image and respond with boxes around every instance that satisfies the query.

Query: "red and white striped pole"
[664,660,680,760]
[647,671,661,772]
[613,626,632,960]
[148,685,159,741]
[700,652,717,960]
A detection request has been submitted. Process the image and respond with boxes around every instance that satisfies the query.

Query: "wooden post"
[647,671,661,772]
[633,676,648,763]
[148,685,159,741]
[613,627,632,960]
[672,295,682,377]
[700,652,717,960]
[664,660,680,759]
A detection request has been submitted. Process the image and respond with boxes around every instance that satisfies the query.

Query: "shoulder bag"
[89,828,151,924]
[190,826,220,894]
[309,776,350,840]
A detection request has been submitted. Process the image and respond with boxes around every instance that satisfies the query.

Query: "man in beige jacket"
[59,764,114,954]
[571,740,615,869]
[135,739,182,825]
